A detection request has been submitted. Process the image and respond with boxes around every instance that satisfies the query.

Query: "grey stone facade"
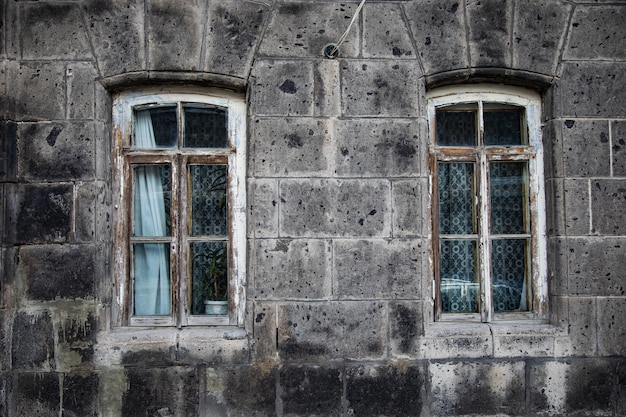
[1,0,626,416]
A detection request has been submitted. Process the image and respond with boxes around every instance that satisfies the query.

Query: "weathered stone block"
[527,360,568,414]
[251,60,314,116]
[334,119,419,177]
[466,0,511,67]
[314,60,341,117]
[14,372,60,417]
[560,62,626,117]
[548,237,568,296]
[146,0,204,71]
[122,366,199,416]
[12,311,55,370]
[340,60,420,117]
[389,301,424,356]
[567,237,626,296]
[392,179,423,237]
[565,5,626,61]
[58,312,97,366]
[278,301,386,360]
[222,364,277,416]
[429,360,525,416]
[363,3,415,59]
[562,119,610,177]
[62,373,99,417]
[420,324,492,359]
[513,1,570,74]
[493,334,554,358]
[280,364,342,416]
[253,239,331,299]
[76,181,103,242]
[612,120,626,176]
[557,297,597,357]
[20,3,91,60]
[83,0,145,76]
[251,302,277,359]
[204,1,269,77]
[252,117,331,177]
[542,119,564,180]
[591,179,626,235]
[546,178,565,236]
[563,178,590,236]
[404,0,468,74]
[6,184,72,244]
[0,121,17,182]
[279,179,391,238]
[563,359,615,415]
[8,61,65,120]
[248,179,278,238]
[598,298,626,356]
[67,62,97,120]
[346,363,425,417]
[19,244,95,300]
[258,3,359,58]
[18,122,95,181]
[334,239,421,299]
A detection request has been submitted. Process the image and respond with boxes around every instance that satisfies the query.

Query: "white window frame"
[427,84,548,322]
[112,86,246,327]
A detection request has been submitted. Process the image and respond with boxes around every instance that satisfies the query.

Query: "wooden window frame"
[112,87,246,327]
[427,85,547,323]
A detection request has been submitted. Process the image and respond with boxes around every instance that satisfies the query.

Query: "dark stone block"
[562,119,610,177]
[14,372,60,417]
[59,313,97,364]
[346,364,425,417]
[9,62,66,121]
[0,121,17,182]
[566,5,626,61]
[223,364,276,416]
[567,238,626,296]
[20,244,95,301]
[62,373,99,417]
[122,367,199,417]
[280,365,342,416]
[12,311,55,370]
[612,121,626,176]
[390,302,424,355]
[6,184,72,244]
[591,180,626,235]
[598,298,626,356]
[565,359,614,415]
[466,0,511,67]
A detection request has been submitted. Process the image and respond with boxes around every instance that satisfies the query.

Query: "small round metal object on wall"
[323,43,340,59]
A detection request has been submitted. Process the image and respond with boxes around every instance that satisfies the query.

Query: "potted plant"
[197,244,228,315]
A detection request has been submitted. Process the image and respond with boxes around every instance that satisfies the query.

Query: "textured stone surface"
[248,179,279,238]
[612,120,626,176]
[11,312,55,370]
[280,365,342,416]
[591,179,626,235]
[389,301,424,356]
[566,5,626,60]
[14,372,60,417]
[563,178,590,236]
[392,179,423,237]
[62,373,99,417]
[251,60,314,116]
[562,119,610,177]
[8,62,66,121]
[567,238,626,296]
[362,3,415,59]
[466,0,511,67]
[598,298,626,356]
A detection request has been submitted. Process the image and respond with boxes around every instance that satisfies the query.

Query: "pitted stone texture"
[420,327,492,359]
[18,122,95,181]
[392,179,423,237]
[204,1,268,77]
[58,312,98,367]
[527,361,569,414]
[566,6,626,61]
[346,363,425,416]
[548,238,568,296]
[430,361,525,416]
[564,178,589,236]
[252,60,314,116]
[6,183,72,244]
[562,119,610,177]
[279,179,391,238]
[83,0,145,76]
[0,121,18,182]
[362,3,415,59]
[19,244,95,301]
[12,311,55,370]
[67,62,98,120]
[542,119,564,180]
[334,239,420,299]
[466,0,512,67]
[565,359,615,415]
[15,372,60,416]
[146,0,204,71]
[252,118,331,177]
[251,302,277,359]
[253,239,331,299]
[280,364,342,416]
[278,301,386,360]
[598,298,626,356]
[557,297,597,357]
[249,179,279,238]
[222,364,277,415]
[591,179,626,235]
[560,62,626,118]
[314,60,341,117]
[20,3,91,60]
[404,0,468,74]
[340,60,420,117]
[512,1,571,75]
[546,178,565,236]
[76,181,105,243]
[612,120,626,176]
[567,237,626,296]
[62,373,99,417]
[389,301,424,356]
[334,119,419,177]
[8,62,65,120]
[258,3,359,58]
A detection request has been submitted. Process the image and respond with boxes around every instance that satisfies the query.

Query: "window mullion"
[477,102,493,323]
[176,154,189,327]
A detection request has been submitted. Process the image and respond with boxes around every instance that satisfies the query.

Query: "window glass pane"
[132,164,171,236]
[484,109,524,146]
[133,106,177,148]
[132,243,171,316]
[490,162,527,234]
[191,241,228,315]
[436,109,476,146]
[189,165,228,236]
[183,104,228,148]
[491,239,528,312]
[438,162,475,235]
[440,240,478,313]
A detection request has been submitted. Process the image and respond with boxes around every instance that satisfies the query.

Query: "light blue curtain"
[133,110,171,316]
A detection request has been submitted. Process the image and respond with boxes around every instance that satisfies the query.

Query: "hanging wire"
[324,0,366,59]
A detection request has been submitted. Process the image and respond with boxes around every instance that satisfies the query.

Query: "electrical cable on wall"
[323,0,366,59]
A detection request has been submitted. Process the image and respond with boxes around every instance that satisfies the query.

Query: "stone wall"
[1,0,625,416]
